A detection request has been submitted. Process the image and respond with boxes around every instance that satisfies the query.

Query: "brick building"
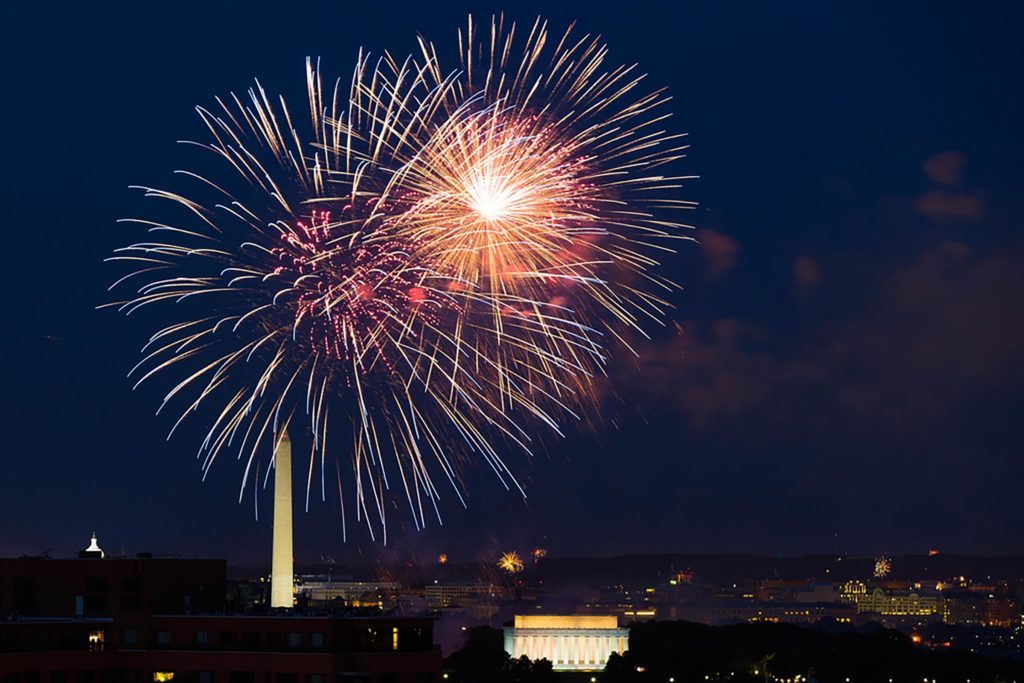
[0,550,440,683]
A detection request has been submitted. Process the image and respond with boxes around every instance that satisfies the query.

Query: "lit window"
[392,627,399,651]
[153,674,175,683]
[88,630,105,652]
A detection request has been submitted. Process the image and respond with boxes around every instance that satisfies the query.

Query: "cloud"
[914,151,985,222]
[792,256,822,288]
[922,151,966,186]
[697,229,740,277]
[915,190,985,222]
[623,239,1024,446]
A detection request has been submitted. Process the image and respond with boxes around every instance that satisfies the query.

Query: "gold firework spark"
[498,550,525,574]
[372,15,696,419]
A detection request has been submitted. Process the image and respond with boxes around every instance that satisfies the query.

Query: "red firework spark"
[272,209,442,376]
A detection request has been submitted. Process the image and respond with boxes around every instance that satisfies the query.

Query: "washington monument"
[270,431,293,608]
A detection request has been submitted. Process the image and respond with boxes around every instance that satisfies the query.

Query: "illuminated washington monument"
[270,431,293,608]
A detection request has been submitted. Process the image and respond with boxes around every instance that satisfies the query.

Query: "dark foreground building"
[0,549,440,683]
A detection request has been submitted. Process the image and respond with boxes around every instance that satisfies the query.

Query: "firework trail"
[106,15,693,542]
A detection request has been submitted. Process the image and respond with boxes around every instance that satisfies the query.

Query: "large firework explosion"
[394,17,696,410]
[106,15,693,541]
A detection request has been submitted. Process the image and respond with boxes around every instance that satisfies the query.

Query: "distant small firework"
[531,547,548,562]
[437,553,448,565]
[874,556,892,579]
[498,550,525,574]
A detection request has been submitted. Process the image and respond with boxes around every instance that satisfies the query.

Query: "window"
[14,578,34,612]
[124,628,139,645]
[86,577,107,593]
[197,673,213,683]
[195,631,209,646]
[287,632,302,648]
[153,674,175,683]
[79,672,95,683]
[275,675,296,683]
[266,632,281,649]
[228,674,254,683]
[305,675,324,683]
[311,632,325,649]
[415,674,435,683]
[88,630,105,652]
[85,594,107,611]
[155,631,171,646]
[220,631,237,647]
[240,631,259,649]
[48,674,67,683]
[3,674,19,683]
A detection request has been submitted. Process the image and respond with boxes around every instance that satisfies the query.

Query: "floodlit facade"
[839,581,948,620]
[271,432,294,609]
[503,615,628,672]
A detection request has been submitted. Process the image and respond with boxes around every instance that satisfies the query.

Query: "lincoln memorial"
[503,615,629,671]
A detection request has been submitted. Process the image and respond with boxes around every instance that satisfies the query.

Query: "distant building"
[423,583,507,609]
[79,533,105,559]
[503,615,628,672]
[839,581,947,621]
[672,600,855,626]
[296,580,399,609]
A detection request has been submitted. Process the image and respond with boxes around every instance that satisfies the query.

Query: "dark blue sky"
[1,1,1022,565]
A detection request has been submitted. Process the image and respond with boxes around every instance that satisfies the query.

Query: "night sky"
[1,1,1022,565]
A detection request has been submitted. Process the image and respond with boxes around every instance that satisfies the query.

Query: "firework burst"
[375,15,697,419]
[498,550,525,574]
[106,59,529,542]
[106,15,693,542]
